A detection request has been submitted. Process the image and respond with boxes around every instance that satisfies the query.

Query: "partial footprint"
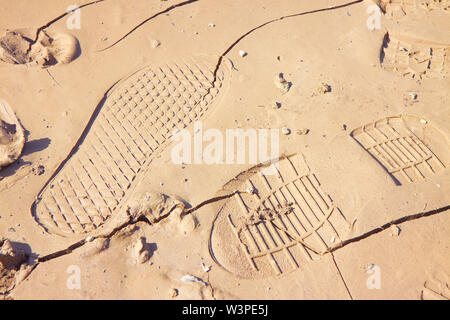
[421,273,450,300]
[32,56,230,236]
[209,154,350,279]
[379,0,450,18]
[0,28,79,67]
[350,115,449,185]
[0,99,25,170]
[381,33,450,80]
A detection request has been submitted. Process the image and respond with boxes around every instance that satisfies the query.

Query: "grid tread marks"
[34,60,225,235]
[211,154,350,279]
[351,115,448,184]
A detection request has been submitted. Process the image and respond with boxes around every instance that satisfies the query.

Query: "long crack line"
[35,190,239,263]
[210,0,364,85]
[185,0,366,128]
[328,204,450,252]
[98,0,200,52]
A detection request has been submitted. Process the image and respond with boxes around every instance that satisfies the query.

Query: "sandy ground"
[0,0,449,300]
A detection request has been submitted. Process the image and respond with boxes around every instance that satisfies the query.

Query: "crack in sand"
[46,69,61,87]
[98,0,200,52]
[331,252,354,300]
[3,191,449,298]
[179,0,366,128]
[209,0,365,86]
[184,191,240,215]
[36,190,240,263]
[328,204,450,252]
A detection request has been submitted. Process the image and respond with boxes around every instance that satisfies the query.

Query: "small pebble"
[239,50,247,57]
[390,225,401,236]
[420,119,427,124]
[246,186,257,194]
[151,39,161,48]
[408,92,418,100]
[274,73,291,94]
[295,128,310,135]
[282,127,291,135]
[272,102,281,109]
[208,23,216,28]
[170,288,179,298]
[32,165,45,176]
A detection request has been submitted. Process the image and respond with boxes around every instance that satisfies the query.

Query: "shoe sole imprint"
[350,115,449,185]
[379,0,450,18]
[32,56,229,236]
[421,273,450,300]
[381,33,450,80]
[209,154,350,279]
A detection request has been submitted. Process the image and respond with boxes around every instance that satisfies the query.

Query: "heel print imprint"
[350,115,449,185]
[209,154,350,279]
[421,273,450,300]
[381,33,450,80]
[32,56,229,236]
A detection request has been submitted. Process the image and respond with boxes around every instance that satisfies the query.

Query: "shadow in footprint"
[0,137,51,180]
[140,237,157,259]
[380,32,390,64]
[22,137,51,156]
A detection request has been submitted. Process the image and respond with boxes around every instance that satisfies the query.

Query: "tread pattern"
[379,0,450,17]
[350,115,448,185]
[210,154,350,279]
[382,33,450,80]
[34,59,226,235]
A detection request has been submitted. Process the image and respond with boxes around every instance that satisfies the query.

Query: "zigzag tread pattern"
[34,59,226,235]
